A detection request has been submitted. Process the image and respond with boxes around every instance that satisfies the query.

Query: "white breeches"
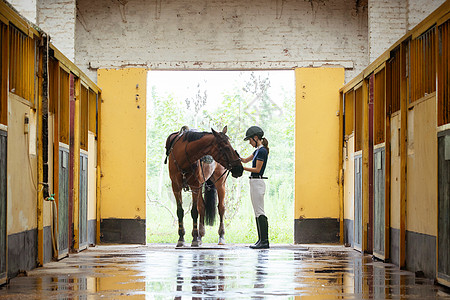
[249,178,266,217]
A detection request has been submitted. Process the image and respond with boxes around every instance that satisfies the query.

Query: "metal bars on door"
[354,154,363,251]
[79,153,88,250]
[373,147,386,259]
[438,130,450,286]
[58,146,69,259]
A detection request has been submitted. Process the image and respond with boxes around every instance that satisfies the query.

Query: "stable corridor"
[0,245,449,299]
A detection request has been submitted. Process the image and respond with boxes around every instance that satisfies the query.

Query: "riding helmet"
[244,126,264,141]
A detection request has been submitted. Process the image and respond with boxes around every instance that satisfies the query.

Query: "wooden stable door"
[0,130,6,283]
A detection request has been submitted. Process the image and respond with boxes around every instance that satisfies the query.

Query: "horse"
[165,126,243,247]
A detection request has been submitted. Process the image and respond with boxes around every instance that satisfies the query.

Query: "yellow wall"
[295,67,344,219]
[406,96,437,236]
[390,113,401,230]
[88,132,97,221]
[7,94,37,234]
[343,135,354,221]
[97,68,146,220]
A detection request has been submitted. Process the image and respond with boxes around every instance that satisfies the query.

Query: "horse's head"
[211,126,244,178]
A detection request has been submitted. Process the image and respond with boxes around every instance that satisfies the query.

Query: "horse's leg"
[217,183,226,245]
[197,187,206,242]
[173,188,185,248]
[191,189,201,247]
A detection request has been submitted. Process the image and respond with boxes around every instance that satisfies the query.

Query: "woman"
[241,126,270,249]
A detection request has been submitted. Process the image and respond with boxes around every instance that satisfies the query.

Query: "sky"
[147,70,295,111]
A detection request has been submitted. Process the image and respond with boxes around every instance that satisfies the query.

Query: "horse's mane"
[164,129,211,163]
[182,130,210,142]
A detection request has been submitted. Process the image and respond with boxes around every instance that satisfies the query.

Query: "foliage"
[146,71,295,244]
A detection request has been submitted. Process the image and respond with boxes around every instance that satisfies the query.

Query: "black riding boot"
[250,215,269,249]
[252,217,261,246]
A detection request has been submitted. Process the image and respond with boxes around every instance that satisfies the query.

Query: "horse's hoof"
[176,241,185,248]
[218,237,226,245]
[191,240,200,247]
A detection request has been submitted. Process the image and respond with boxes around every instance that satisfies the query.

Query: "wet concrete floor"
[1,244,449,299]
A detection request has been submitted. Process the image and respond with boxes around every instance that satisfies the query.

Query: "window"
[344,90,354,136]
[387,48,401,113]
[9,25,35,104]
[354,86,363,152]
[0,23,6,125]
[80,84,88,150]
[410,26,437,102]
[438,19,449,126]
[374,69,386,144]
[48,57,59,115]
[88,89,97,136]
[59,69,70,144]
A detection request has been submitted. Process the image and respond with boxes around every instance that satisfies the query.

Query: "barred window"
[9,25,35,104]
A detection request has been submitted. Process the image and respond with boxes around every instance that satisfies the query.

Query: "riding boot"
[252,217,261,246]
[250,215,269,249]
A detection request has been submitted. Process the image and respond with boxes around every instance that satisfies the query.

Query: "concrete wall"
[368,0,407,63]
[75,0,368,82]
[294,67,344,243]
[97,68,146,244]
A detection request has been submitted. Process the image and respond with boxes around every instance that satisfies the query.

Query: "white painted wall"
[368,0,407,63]
[8,0,37,23]
[37,0,76,62]
[408,0,446,30]
[75,0,369,82]
[8,0,446,84]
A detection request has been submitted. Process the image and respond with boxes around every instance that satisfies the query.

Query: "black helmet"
[244,126,264,141]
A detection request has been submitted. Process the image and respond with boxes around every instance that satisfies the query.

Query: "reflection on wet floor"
[0,244,449,299]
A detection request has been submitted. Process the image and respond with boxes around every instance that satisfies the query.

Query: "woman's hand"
[243,160,263,173]
[240,155,253,164]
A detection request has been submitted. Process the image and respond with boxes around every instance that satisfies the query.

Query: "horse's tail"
[204,179,217,226]
[164,132,177,164]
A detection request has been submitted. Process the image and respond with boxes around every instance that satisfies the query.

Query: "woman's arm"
[240,154,253,163]
[243,159,263,173]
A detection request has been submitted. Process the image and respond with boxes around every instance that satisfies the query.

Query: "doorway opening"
[146,70,295,245]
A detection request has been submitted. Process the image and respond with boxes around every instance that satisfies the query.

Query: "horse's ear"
[211,128,218,136]
[222,126,228,134]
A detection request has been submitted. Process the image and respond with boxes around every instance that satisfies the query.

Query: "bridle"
[213,135,242,171]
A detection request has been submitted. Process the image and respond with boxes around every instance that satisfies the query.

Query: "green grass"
[146,188,294,245]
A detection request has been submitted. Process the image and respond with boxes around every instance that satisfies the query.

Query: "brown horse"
[165,126,243,247]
